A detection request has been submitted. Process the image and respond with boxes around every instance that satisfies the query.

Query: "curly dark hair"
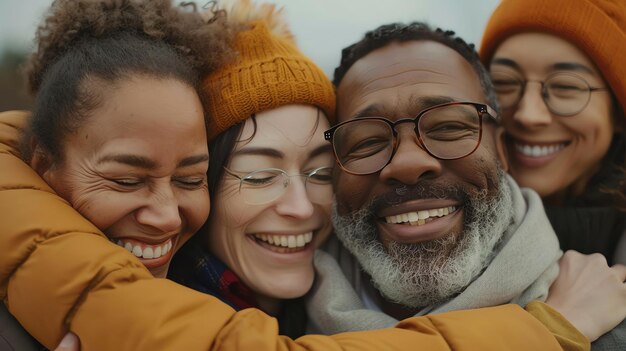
[23,0,235,163]
[333,22,499,114]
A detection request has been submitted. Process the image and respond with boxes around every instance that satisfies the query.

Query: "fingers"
[54,332,80,351]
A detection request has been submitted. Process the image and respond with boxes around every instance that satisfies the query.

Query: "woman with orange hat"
[481,0,626,266]
[480,0,626,347]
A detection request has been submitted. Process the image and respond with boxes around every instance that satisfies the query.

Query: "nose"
[379,124,442,184]
[512,82,553,128]
[274,176,315,219]
[135,184,182,233]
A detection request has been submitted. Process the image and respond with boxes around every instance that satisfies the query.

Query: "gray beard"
[332,170,514,308]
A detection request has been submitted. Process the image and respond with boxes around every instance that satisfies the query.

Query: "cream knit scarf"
[306,176,562,334]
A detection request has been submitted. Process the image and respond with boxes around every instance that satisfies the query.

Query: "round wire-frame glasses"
[223,166,333,205]
[324,101,498,175]
[490,71,608,116]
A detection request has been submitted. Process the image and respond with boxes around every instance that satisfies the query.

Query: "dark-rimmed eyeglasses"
[490,71,608,116]
[324,101,498,175]
[223,166,333,205]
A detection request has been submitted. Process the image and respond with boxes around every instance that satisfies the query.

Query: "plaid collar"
[173,243,258,311]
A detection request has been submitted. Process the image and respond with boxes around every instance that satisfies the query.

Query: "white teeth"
[132,246,142,257]
[385,206,457,226]
[296,235,305,247]
[113,239,172,259]
[254,232,314,248]
[515,142,565,157]
[143,247,154,259]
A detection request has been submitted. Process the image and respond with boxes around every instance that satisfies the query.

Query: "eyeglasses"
[324,102,498,175]
[223,166,333,205]
[490,71,608,116]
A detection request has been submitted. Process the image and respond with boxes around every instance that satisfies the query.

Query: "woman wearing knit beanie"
[480,0,626,267]
[165,0,336,338]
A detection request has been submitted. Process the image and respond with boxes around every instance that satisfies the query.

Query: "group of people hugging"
[1,0,625,350]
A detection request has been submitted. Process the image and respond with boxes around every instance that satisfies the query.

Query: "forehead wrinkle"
[344,82,454,119]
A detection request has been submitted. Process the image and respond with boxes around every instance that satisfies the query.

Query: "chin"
[264,272,315,300]
[149,264,170,278]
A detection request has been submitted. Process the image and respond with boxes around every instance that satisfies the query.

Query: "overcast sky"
[0,0,500,76]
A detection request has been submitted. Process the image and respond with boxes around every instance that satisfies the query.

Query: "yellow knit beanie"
[202,17,335,141]
[480,0,626,115]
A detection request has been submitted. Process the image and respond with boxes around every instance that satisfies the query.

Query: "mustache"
[368,179,473,215]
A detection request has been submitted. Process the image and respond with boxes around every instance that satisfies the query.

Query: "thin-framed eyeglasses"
[223,166,333,205]
[490,71,608,116]
[324,101,498,176]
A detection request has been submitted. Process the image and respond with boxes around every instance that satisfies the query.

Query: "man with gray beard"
[333,169,513,308]
[306,22,563,335]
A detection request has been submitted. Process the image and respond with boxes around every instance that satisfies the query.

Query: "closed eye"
[111,178,143,188]
[174,177,207,189]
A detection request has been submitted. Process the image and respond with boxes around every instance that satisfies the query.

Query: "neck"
[544,165,601,206]
[377,290,420,320]
[256,294,282,316]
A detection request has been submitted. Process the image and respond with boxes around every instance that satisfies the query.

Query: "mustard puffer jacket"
[0,110,587,351]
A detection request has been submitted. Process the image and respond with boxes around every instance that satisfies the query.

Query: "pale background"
[0,0,500,75]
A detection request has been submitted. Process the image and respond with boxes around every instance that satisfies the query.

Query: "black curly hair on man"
[333,22,499,114]
[23,0,235,163]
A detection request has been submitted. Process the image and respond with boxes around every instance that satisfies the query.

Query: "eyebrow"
[229,144,331,162]
[177,154,210,168]
[97,153,209,169]
[491,58,595,75]
[490,58,521,71]
[354,104,385,119]
[413,95,455,108]
[231,147,284,159]
[353,96,456,119]
[97,154,158,169]
[309,144,333,159]
[551,62,595,74]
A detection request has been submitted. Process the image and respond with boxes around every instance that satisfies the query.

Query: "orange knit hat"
[480,0,626,114]
[202,16,335,141]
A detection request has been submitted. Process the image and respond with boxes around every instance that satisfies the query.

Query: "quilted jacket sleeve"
[0,110,585,351]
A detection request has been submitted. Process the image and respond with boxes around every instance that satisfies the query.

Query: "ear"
[494,127,510,173]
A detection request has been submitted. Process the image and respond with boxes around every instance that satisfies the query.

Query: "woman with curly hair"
[0,0,233,349]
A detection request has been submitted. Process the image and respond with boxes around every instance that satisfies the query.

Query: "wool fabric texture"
[479,0,626,115]
[307,175,561,333]
[202,21,335,141]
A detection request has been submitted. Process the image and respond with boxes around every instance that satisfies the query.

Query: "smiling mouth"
[110,237,174,259]
[384,205,457,226]
[253,232,313,249]
[513,141,569,158]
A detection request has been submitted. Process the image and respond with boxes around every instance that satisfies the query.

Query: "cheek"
[448,152,500,191]
[177,188,211,247]
[74,191,139,230]
[314,203,333,246]
[333,171,377,215]
[179,189,210,230]
[208,188,265,254]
